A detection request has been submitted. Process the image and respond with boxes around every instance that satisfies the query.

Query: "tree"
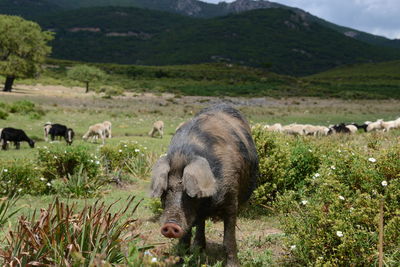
[0,15,53,92]
[67,65,106,93]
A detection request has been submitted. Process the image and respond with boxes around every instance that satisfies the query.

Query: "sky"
[202,0,400,39]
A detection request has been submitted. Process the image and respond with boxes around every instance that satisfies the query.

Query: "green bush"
[0,161,47,196]
[37,144,100,181]
[0,109,8,120]
[51,165,105,198]
[7,100,46,119]
[251,128,320,205]
[100,141,153,179]
[276,144,400,266]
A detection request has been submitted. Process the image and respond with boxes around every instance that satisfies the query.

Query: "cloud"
[202,0,400,39]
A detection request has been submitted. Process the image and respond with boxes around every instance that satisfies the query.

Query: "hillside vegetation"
[29,7,400,76]
[306,60,400,99]
[4,58,399,99]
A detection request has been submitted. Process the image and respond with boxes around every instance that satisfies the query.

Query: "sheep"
[381,120,398,132]
[328,123,350,135]
[345,124,358,134]
[303,124,321,136]
[366,119,383,132]
[351,123,368,132]
[149,120,164,138]
[82,123,106,144]
[103,121,112,138]
[48,123,75,145]
[314,126,329,136]
[266,123,283,133]
[44,122,52,142]
[1,127,35,150]
[282,124,305,136]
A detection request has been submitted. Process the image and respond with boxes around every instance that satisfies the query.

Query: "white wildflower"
[381,180,388,187]
[46,182,52,187]
[95,160,100,165]
[144,147,147,150]
[135,149,140,153]
[90,160,94,163]
[144,251,152,256]
[339,195,345,200]
[151,257,157,263]
[3,169,8,173]
[40,177,46,181]
[308,149,312,152]
[124,144,128,147]
[330,165,336,170]
[118,149,123,153]
[54,156,58,159]
[336,231,343,237]
[350,207,354,213]
[368,157,376,163]
[290,245,296,250]
[301,200,308,205]
[18,188,22,192]
[337,149,341,153]
[313,173,320,179]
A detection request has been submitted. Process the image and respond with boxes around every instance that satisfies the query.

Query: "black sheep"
[1,127,35,150]
[48,123,75,145]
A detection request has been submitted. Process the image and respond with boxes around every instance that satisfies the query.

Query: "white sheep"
[103,121,112,138]
[266,123,283,133]
[366,119,383,132]
[149,120,164,138]
[315,126,329,136]
[345,124,358,134]
[282,124,305,136]
[82,123,106,144]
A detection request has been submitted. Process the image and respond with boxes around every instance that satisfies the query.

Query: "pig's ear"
[183,156,216,198]
[151,156,170,198]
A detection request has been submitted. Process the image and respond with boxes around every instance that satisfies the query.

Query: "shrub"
[51,165,105,198]
[0,161,47,196]
[0,109,8,120]
[37,144,100,182]
[276,144,400,266]
[0,197,144,266]
[7,100,45,119]
[251,128,320,205]
[100,141,153,179]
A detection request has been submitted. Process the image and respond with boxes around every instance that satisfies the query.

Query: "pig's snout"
[161,223,183,238]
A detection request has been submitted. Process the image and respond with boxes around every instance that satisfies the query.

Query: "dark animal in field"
[351,123,368,132]
[328,123,351,134]
[151,104,259,267]
[1,127,35,150]
[48,123,75,145]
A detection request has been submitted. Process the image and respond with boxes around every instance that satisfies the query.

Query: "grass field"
[0,85,400,266]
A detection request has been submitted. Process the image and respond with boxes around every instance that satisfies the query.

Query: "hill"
[2,0,399,50]
[305,60,400,98]
[32,7,400,76]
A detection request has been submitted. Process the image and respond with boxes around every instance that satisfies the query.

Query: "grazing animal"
[345,124,358,134]
[103,121,112,138]
[1,127,35,150]
[282,124,305,135]
[43,122,52,142]
[149,120,164,138]
[266,123,283,133]
[328,123,350,134]
[48,123,75,145]
[367,119,383,132]
[82,123,106,144]
[351,123,368,132]
[381,120,398,132]
[151,104,259,267]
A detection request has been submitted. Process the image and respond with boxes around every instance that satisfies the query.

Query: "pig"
[150,104,259,267]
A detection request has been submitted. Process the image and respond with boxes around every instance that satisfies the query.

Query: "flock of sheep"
[255,117,400,136]
[0,120,165,150]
